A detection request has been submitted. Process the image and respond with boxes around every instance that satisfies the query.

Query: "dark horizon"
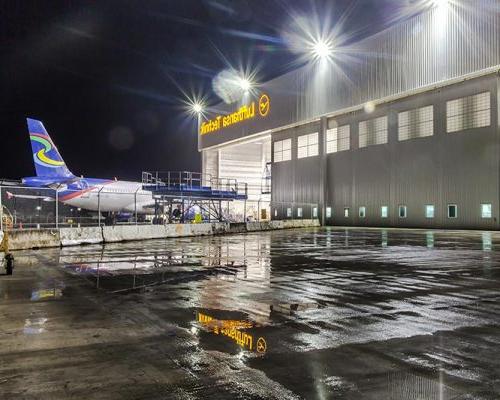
[1,0,407,181]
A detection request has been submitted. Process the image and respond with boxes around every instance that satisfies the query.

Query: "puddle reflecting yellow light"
[196,312,267,354]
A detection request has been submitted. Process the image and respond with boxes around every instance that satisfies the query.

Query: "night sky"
[1,0,413,181]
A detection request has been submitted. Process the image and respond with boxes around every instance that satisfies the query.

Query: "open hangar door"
[202,135,271,221]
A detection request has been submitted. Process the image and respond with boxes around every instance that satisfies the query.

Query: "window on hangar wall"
[326,124,350,154]
[447,204,458,219]
[398,105,434,141]
[359,116,388,148]
[446,92,491,133]
[297,132,319,159]
[359,206,366,218]
[398,205,407,218]
[426,205,435,219]
[481,204,492,219]
[381,206,388,218]
[273,139,292,163]
[326,207,332,218]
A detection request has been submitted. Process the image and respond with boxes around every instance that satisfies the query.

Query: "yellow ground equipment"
[1,206,13,230]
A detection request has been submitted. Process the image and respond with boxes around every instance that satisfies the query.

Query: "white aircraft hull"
[63,181,154,213]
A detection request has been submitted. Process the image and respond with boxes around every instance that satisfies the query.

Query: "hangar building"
[199,1,500,229]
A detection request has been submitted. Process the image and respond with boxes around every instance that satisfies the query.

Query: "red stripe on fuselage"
[59,187,96,201]
[58,181,114,202]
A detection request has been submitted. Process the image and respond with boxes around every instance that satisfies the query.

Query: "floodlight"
[432,0,448,6]
[431,0,449,33]
[239,78,252,92]
[311,39,333,60]
[192,103,203,114]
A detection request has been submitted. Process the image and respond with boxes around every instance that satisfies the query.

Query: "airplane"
[18,118,155,214]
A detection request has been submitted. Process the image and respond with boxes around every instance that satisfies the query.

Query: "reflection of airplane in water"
[58,238,251,293]
[14,118,155,214]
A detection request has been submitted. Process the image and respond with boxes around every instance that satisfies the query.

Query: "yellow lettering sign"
[200,94,270,135]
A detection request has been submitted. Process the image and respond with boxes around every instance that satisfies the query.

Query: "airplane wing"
[6,191,55,202]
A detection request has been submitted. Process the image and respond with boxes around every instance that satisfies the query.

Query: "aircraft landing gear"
[104,212,116,226]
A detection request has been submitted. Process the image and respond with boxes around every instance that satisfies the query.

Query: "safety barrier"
[7,229,61,250]
[3,219,320,251]
[59,227,103,246]
[102,225,166,243]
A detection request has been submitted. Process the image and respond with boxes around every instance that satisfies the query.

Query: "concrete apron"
[3,220,320,251]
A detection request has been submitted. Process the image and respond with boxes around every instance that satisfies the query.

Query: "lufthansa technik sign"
[200,94,270,135]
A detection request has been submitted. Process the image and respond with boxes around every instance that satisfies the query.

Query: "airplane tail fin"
[27,118,74,178]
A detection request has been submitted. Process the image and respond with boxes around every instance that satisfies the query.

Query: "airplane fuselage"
[22,176,154,213]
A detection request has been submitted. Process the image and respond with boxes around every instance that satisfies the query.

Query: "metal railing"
[142,170,248,199]
[142,171,208,188]
[0,184,318,231]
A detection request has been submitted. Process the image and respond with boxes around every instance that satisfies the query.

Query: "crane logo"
[256,337,267,353]
[258,94,270,117]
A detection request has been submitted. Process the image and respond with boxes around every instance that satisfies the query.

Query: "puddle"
[31,288,63,301]
[385,371,459,400]
[270,302,319,315]
[62,255,247,292]
[194,309,268,355]
[23,317,48,335]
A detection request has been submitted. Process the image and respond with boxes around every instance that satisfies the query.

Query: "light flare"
[192,103,203,114]
[212,68,259,104]
[311,39,333,60]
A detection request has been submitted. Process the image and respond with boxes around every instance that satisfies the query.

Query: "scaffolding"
[142,171,248,223]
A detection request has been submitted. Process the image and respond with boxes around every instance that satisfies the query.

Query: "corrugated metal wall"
[297,0,500,120]
[272,121,321,218]
[272,73,499,229]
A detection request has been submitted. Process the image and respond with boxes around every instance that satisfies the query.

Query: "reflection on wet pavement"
[1,227,500,399]
[196,311,266,354]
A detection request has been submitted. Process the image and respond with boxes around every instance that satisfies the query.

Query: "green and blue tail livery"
[27,118,74,178]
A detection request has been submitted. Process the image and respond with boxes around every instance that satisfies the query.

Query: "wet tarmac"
[1,227,500,399]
